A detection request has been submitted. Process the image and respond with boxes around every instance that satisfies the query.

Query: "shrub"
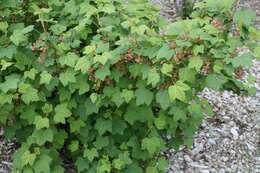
[0,0,259,172]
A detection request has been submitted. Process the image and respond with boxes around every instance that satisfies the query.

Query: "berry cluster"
[211,19,225,32]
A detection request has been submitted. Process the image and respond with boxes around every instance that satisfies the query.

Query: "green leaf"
[90,93,98,103]
[23,167,34,173]
[34,116,49,130]
[193,45,204,55]
[112,89,124,107]
[75,57,91,73]
[125,163,143,173]
[161,63,173,76]
[112,119,127,135]
[22,25,34,34]
[202,99,214,117]
[54,103,72,124]
[120,89,134,103]
[232,53,253,68]
[94,52,112,65]
[94,136,109,150]
[135,87,153,106]
[0,93,12,105]
[21,151,36,167]
[75,157,89,172]
[69,140,79,152]
[42,104,53,114]
[33,154,52,173]
[84,45,96,54]
[40,71,52,84]
[20,106,39,124]
[179,68,196,83]
[142,137,164,154]
[188,56,203,71]
[96,42,109,53]
[166,22,183,36]
[58,88,71,101]
[124,104,153,125]
[168,81,190,102]
[0,21,8,33]
[254,45,260,59]
[154,115,166,130]
[0,60,13,70]
[30,129,54,145]
[70,75,90,95]
[50,24,67,35]
[59,52,79,67]
[188,103,203,119]
[0,76,20,93]
[129,64,142,78]
[147,68,160,87]
[85,99,99,116]
[195,0,235,11]
[97,157,111,173]
[10,29,28,46]
[94,118,112,135]
[113,159,124,170]
[234,9,256,27]
[0,45,16,59]
[101,4,115,14]
[156,44,175,60]
[205,74,227,90]
[113,151,132,169]
[24,68,38,80]
[69,119,85,133]
[157,157,168,171]
[172,107,187,122]
[59,70,76,86]
[156,90,171,110]
[53,166,64,173]
[19,84,39,104]
[83,148,98,162]
[146,166,158,173]
[213,61,224,73]
[95,66,111,80]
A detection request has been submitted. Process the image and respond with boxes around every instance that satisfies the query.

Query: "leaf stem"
[41,20,47,32]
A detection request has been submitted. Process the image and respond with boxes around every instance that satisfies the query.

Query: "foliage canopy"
[0,0,259,172]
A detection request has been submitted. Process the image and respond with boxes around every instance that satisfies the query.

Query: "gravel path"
[0,135,15,173]
[168,60,260,172]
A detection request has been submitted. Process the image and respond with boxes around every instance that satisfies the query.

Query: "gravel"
[168,80,260,172]
[0,129,16,173]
